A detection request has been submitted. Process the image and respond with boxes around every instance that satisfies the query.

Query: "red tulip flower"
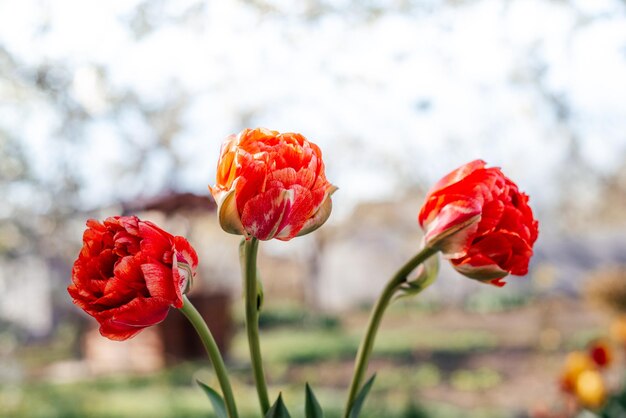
[418,160,538,286]
[210,128,336,241]
[68,216,198,340]
[588,341,612,368]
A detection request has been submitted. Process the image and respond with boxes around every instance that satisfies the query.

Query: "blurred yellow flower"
[560,351,595,393]
[575,369,606,409]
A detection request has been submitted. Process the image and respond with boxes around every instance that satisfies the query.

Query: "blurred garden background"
[1,0,626,417]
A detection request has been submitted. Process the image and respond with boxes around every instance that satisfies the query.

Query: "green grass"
[257,306,341,331]
[1,381,207,418]
[375,363,442,390]
[2,322,505,418]
[4,305,515,418]
[231,329,356,364]
[449,368,502,391]
[230,327,498,365]
[0,379,509,418]
[563,328,606,350]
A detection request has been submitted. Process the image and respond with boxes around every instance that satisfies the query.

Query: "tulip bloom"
[68,216,198,341]
[575,370,606,409]
[418,160,538,286]
[560,351,596,394]
[588,341,612,368]
[210,128,335,241]
[560,350,607,409]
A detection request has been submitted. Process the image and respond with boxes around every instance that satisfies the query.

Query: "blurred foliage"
[400,402,430,418]
[0,376,510,418]
[0,357,507,418]
[232,328,354,365]
[375,363,441,390]
[465,290,531,314]
[257,306,341,331]
[16,323,81,370]
[600,380,626,418]
[563,329,607,351]
[449,368,502,392]
[1,380,212,418]
[4,299,614,418]
[231,327,498,366]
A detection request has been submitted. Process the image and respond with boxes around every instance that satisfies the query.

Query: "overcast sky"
[1,0,625,220]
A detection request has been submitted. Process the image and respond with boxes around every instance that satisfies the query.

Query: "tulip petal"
[99,297,171,341]
[426,160,486,200]
[476,199,504,236]
[217,189,247,236]
[452,255,509,283]
[172,236,198,305]
[241,188,294,240]
[139,221,174,261]
[422,198,482,257]
[297,187,336,237]
[141,262,177,303]
[275,185,313,240]
[215,134,238,189]
[268,167,298,188]
[235,157,269,211]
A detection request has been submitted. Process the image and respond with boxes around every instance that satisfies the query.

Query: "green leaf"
[398,254,440,298]
[196,380,227,418]
[348,374,376,418]
[265,393,292,418]
[305,383,324,418]
[599,394,626,418]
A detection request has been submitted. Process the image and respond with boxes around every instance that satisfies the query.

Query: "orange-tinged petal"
[241,187,294,240]
[215,134,238,190]
[216,188,247,236]
[210,128,335,240]
[298,186,337,237]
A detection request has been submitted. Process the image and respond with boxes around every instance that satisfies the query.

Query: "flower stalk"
[343,246,438,418]
[179,295,239,418]
[243,237,271,414]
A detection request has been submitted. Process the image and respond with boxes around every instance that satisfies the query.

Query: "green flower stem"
[179,295,239,418]
[343,246,438,418]
[244,237,271,414]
